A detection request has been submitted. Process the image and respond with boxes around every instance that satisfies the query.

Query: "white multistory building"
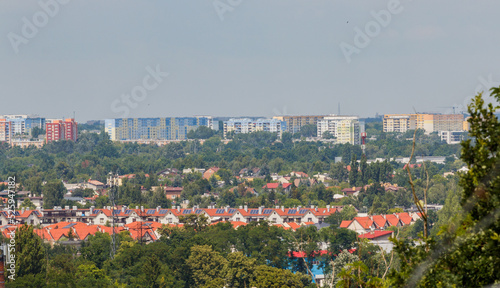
[317,115,363,144]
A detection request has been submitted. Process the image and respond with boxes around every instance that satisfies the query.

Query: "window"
[308,218,312,222]
[100,218,104,224]
[272,218,277,223]
[236,217,240,221]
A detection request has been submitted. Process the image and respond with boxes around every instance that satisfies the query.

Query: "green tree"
[388,88,500,287]
[250,265,308,288]
[42,180,66,209]
[186,245,227,287]
[223,252,257,288]
[75,263,112,288]
[10,224,46,279]
[19,198,36,210]
[299,124,317,138]
[79,232,111,269]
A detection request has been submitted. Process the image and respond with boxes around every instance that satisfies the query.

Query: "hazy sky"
[1,1,500,122]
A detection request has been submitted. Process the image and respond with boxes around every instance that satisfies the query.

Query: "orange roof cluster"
[341,212,419,231]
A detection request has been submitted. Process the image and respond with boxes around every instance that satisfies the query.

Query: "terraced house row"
[1,205,346,227]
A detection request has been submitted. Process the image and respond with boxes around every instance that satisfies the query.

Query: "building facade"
[440,131,466,144]
[104,117,213,141]
[384,113,466,134]
[383,114,410,133]
[46,118,78,143]
[0,119,12,143]
[272,115,326,133]
[223,118,286,138]
[317,115,363,144]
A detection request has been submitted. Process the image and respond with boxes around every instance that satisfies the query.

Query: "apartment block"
[272,115,326,133]
[0,119,12,143]
[384,113,466,134]
[383,114,410,133]
[223,118,286,138]
[440,131,466,145]
[105,117,213,141]
[317,115,363,144]
[0,115,46,136]
[46,118,78,143]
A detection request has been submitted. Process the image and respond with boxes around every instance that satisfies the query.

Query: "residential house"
[203,167,220,180]
[262,183,292,192]
[342,187,363,197]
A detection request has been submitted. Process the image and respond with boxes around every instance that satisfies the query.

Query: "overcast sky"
[1,1,500,122]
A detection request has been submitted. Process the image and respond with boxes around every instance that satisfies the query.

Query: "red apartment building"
[46,118,78,143]
[0,119,12,143]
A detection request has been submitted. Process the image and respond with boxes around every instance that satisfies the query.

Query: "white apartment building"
[317,115,363,144]
[223,118,285,138]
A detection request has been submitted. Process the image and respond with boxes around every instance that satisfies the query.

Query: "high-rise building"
[0,119,12,143]
[223,118,286,138]
[46,118,78,143]
[383,113,466,133]
[0,115,46,136]
[272,115,326,133]
[317,115,363,144]
[104,117,213,141]
[383,114,411,133]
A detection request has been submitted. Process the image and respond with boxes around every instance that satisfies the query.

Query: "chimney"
[395,213,399,219]
[310,205,314,209]
[177,206,180,212]
[258,206,263,214]
[276,206,279,209]
[90,206,94,214]
[21,207,25,214]
[244,205,248,212]
[65,206,69,210]
[141,206,144,212]
[121,206,125,213]
[156,206,160,212]
[383,215,386,219]
[136,206,139,210]
[281,206,284,211]
[225,206,228,212]
[315,206,318,212]
[239,206,243,210]
[327,205,330,212]
[72,206,77,210]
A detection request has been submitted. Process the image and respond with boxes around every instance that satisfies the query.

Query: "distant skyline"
[1,1,500,122]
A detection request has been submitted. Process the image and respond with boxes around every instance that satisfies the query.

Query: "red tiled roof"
[340,220,352,228]
[88,180,104,186]
[263,183,279,189]
[385,214,401,226]
[74,225,99,240]
[286,222,301,230]
[288,250,329,258]
[353,217,374,229]
[230,221,247,229]
[358,230,393,239]
[372,215,387,228]
[263,183,292,189]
